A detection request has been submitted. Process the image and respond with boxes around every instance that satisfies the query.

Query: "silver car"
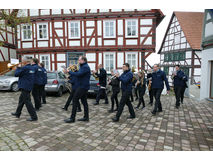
[45,71,68,97]
[0,70,19,92]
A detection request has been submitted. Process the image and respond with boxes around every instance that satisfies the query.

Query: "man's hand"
[92,70,97,74]
[115,73,120,77]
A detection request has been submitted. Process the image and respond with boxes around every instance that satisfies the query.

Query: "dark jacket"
[147,73,152,86]
[137,77,147,91]
[15,64,35,91]
[41,67,47,85]
[68,72,78,91]
[69,62,91,90]
[109,77,120,93]
[119,69,133,92]
[32,64,43,85]
[95,68,107,87]
[173,70,188,87]
[151,69,170,90]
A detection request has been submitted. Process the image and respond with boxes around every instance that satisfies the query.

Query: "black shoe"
[108,109,114,113]
[142,106,146,109]
[127,116,135,119]
[35,108,40,111]
[157,110,162,112]
[135,106,139,109]
[64,118,75,123]
[151,111,156,116]
[26,118,38,121]
[78,117,89,122]
[148,102,153,106]
[112,117,119,122]
[93,102,99,105]
[175,105,179,109]
[62,107,68,111]
[77,109,82,112]
[11,112,20,118]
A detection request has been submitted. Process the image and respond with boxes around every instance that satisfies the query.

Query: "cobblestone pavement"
[0,91,213,151]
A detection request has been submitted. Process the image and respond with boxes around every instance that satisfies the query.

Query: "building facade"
[0,10,17,74]
[200,9,213,100]
[16,9,164,73]
[158,12,204,86]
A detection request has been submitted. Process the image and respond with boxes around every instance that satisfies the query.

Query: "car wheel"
[11,82,19,92]
[57,87,63,97]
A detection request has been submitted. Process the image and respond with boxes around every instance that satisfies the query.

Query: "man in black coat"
[64,56,91,123]
[93,64,109,105]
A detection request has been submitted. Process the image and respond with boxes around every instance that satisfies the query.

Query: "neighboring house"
[15,9,164,72]
[0,10,17,74]
[158,11,204,86]
[200,9,213,101]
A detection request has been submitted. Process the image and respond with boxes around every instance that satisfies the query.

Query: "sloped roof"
[158,11,204,53]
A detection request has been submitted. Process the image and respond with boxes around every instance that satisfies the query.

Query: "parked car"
[88,75,111,96]
[45,71,68,96]
[0,70,19,92]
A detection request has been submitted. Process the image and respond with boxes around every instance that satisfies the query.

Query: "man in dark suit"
[39,63,47,104]
[92,64,109,105]
[172,65,188,108]
[64,56,91,123]
[112,63,135,122]
[151,64,170,116]
[11,56,38,121]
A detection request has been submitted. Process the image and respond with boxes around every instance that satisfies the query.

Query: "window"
[179,52,185,61]
[40,55,50,71]
[126,20,138,37]
[105,53,114,72]
[38,24,48,40]
[104,21,115,38]
[173,53,178,61]
[164,54,169,62]
[126,53,136,68]
[164,66,169,75]
[69,21,80,38]
[22,25,32,40]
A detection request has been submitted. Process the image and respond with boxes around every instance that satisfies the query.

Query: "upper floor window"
[126,19,138,37]
[37,23,48,40]
[69,21,80,39]
[104,21,115,38]
[22,24,32,40]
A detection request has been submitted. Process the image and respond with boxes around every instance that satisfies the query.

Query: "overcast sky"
[147,8,204,66]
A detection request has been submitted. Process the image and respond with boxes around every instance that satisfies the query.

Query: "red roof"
[174,11,204,50]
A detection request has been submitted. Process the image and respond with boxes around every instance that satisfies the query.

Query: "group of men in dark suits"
[11,57,47,121]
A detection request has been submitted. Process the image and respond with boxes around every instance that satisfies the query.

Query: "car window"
[4,70,15,76]
[58,72,65,79]
[47,72,57,79]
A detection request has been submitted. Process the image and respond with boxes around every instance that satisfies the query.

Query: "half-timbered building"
[0,10,17,73]
[158,11,204,85]
[200,9,213,100]
[16,9,164,73]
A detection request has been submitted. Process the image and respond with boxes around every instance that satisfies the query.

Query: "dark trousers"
[135,87,139,99]
[130,91,134,102]
[152,88,163,113]
[174,86,182,106]
[116,91,135,119]
[149,89,153,103]
[32,84,42,110]
[180,87,186,103]
[70,88,89,120]
[96,88,108,103]
[137,89,145,108]
[40,85,46,103]
[64,90,81,110]
[15,89,38,119]
[110,90,119,110]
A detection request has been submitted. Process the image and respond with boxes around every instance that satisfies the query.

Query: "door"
[67,52,84,66]
[210,61,213,99]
